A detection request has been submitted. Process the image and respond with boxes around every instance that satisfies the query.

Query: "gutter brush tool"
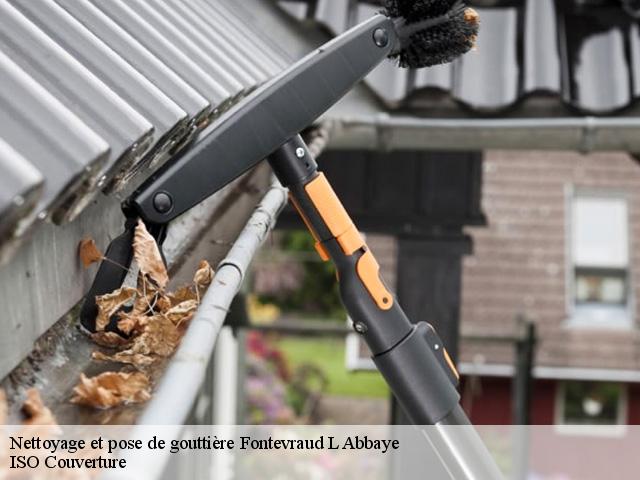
[81,2,501,478]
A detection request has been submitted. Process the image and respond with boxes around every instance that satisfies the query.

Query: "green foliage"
[276,336,389,399]
[259,230,344,318]
[286,363,328,416]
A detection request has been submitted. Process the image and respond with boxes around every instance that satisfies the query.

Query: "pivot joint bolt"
[373,28,389,48]
[153,191,173,214]
[354,322,368,334]
[295,147,305,159]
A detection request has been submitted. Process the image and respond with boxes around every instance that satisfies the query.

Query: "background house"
[459,150,640,427]
[271,0,640,430]
[356,150,640,428]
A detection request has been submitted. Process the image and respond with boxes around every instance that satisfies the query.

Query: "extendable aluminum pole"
[268,136,503,479]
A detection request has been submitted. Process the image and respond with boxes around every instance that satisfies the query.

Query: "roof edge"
[324,115,640,153]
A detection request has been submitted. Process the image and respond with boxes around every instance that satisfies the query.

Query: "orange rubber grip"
[289,195,330,261]
[356,250,394,310]
[304,173,393,310]
[304,173,365,255]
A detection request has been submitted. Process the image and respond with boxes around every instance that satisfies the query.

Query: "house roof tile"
[0,0,290,262]
[279,0,640,115]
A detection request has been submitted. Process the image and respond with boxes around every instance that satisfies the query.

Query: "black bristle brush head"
[385,0,479,69]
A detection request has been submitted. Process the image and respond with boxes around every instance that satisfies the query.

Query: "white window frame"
[554,381,628,437]
[564,186,634,329]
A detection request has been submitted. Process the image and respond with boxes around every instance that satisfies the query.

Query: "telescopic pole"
[268,135,504,479]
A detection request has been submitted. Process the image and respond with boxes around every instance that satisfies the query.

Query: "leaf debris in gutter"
[133,219,169,289]
[95,287,138,332]
[1,389,64,479]
[71,372,151,409]
[22,388,59,428]
[72,221,215,409]
[1,169,269,423]
[1,387,60,428]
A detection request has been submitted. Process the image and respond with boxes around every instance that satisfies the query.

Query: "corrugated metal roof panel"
[9,0,191,183]
[214,1,288,74]
[523,0,561,94]
[146,0,258,88]
[0,1,153,189]
[0,138,43,241]
[278,0,640,116]
[54,0,211,124]
[0,0,294,263]
[278,2,307,23]
[0,49,109,223]
[561,9,632,112]
[164,0,267,86]
[353,3,409,104]
[455,8,520,111]
[180,0,273,82]
[315,0,352,34]
[125,0,246,97]
[631,23,640,97]
[90,0,231,111]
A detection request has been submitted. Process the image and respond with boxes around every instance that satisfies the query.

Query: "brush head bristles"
[385,0,479,69]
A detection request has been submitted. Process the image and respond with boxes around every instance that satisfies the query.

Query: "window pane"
[562,382,622,425]
[575,269,626,304]
[573,197,628,268]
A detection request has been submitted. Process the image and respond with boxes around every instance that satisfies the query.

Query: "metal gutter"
[101,179,286,480]
[0,168,271,423]
[141,178,286,424]
[326,115,640,153]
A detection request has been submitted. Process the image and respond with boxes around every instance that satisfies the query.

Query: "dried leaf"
[131,282,171,317]
[95,287,137,332]
[193,260,214,289]
[92,351,154,367]
[133,219,168,289]
[71,371,151,409]
[90,331,131,349]
[22,389,58,426]
[116,314,136,336]
[116,312,149,336]
[78,237,103,268]
[125,315,181,358]
[156,294,172,313]
[169,285,197,306]
[136,316,180,357]
[0,389,6,425]
[164,300,198,326]
[131,291,155,317]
